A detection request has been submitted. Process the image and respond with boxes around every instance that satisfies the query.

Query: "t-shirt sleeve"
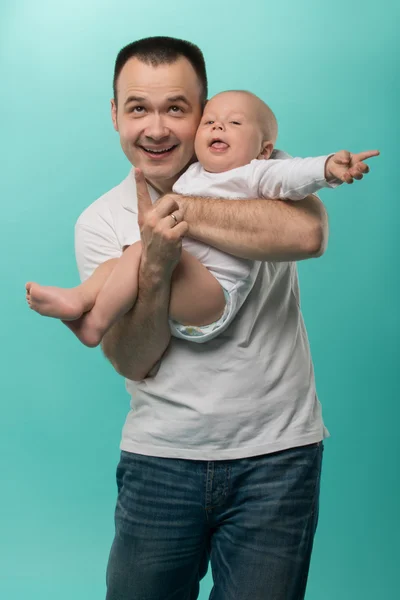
[75,210,122,282]
[251,155,341,201]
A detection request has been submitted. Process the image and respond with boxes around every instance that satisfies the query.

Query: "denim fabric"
[106,442,323,600]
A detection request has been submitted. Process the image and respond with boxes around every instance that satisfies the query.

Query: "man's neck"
[146,175,176,196]
[146,156,197,196]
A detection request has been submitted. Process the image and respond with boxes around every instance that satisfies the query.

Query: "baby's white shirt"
[170,153,338,342]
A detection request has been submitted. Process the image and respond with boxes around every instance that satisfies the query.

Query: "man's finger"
[170,221,189,239]
[135,168,153,217]
[353,150,380,163]
[154,195,180,219]
[162,208,184,228]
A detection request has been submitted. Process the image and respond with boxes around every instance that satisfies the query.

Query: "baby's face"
[194,92,267,173]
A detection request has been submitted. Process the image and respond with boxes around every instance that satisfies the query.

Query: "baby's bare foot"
[25,282,86,320]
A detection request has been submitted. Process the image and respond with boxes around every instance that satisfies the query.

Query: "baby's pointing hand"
[325,149,380,184]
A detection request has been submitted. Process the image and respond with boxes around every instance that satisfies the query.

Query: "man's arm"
[186,148,377,262]
[101,170,188,380]
[101,259,172,381]
[177,193,329,262]
[104,192,327,380]
[99,181,326,380]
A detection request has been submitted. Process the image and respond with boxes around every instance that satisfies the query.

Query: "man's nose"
[144,115,170,140]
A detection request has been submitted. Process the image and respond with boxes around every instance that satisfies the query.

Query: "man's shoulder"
[76,171,135,230]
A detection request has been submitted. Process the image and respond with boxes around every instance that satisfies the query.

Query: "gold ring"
[170,213,178,225]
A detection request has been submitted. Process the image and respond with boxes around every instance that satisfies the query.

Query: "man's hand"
[325,149,380,184]
[135,169,188,276]
[100,169,185,381]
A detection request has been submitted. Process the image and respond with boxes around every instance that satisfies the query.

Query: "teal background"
[1,0,398,598]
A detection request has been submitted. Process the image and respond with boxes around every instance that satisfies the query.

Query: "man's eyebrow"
[167,95,191,106]
[124,95,146,106]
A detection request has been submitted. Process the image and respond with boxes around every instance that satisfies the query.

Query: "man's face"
[112,57,203,194]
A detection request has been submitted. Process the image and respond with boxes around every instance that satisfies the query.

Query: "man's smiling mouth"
[139,144,179,157]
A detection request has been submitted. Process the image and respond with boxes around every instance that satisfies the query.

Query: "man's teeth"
[143,146,175,154]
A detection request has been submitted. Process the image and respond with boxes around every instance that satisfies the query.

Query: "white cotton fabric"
[75,150,330,461]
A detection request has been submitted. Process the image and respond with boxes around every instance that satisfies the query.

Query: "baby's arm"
[255,150,379,200]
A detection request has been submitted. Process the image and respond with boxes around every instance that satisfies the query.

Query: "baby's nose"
[212,122,224,130]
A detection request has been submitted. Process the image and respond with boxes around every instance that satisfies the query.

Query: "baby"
[26,90,379,347]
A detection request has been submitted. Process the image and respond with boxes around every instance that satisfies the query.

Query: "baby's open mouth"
[210,139,229,150]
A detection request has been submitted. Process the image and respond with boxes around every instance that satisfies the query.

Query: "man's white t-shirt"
[75,153,330,461]
[170,153,337,342]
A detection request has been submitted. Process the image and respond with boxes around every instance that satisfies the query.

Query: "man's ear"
[257,141,274,160]
[111,99,118,132]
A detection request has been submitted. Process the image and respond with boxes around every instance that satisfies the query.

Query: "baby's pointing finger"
[354,150,380,163]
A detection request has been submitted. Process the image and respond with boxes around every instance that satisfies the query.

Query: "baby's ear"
[258,141,274,160]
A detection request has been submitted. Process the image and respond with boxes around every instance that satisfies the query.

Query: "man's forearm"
[101,262,172,381]
[179,194,328,261]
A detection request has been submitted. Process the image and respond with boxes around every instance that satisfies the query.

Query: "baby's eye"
[205,120,214,125]
[231,121,241,125]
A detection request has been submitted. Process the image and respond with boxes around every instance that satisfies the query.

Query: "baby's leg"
[85,241,142,329]
[26,258,118,320]
[65,242,142,347]
[170,250,226,326]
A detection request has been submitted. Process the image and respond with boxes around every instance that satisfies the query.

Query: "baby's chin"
[196,141,260,172]
[200,154,255,173]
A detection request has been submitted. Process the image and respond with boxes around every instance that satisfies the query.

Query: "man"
[75,36,344,600]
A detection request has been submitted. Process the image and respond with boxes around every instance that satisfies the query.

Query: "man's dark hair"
[113,36,208,107]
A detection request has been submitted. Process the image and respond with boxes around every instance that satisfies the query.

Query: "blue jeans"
[106,442,324,600]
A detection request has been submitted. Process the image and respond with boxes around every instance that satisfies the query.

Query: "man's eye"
[131,106,145,113]
[169,106,183,113]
